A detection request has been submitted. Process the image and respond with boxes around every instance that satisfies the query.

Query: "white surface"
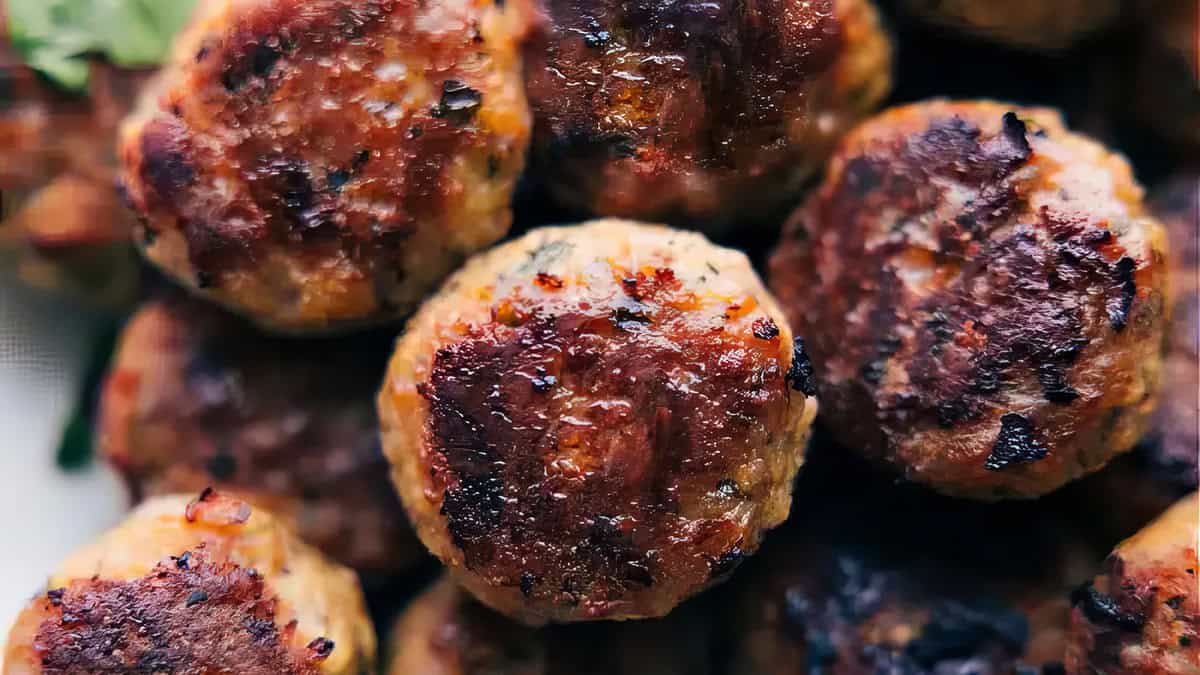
[0,282,128,646]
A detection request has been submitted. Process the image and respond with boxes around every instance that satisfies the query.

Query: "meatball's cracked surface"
[770,100,1169,500]
[901,0,1122,50]
[118,0,535,331]
[524,0,892,226]
[98,297,423,577]
[1067,492,1200,674]
[2,492,375,674]
[379,220,817,623]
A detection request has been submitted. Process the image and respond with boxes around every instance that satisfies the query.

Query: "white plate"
[0,282,128,656]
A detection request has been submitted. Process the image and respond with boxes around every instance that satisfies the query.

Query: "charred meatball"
[2,492,375,674]
[1067,492,1200,674]
[98,296,423,577]
[901,0,1122,50]
[118,0,535,332]
[770,100,1169,500]
[379,220,818,623]
[524,0,892,226]
[0,15,146,307]
[385,576,714,674]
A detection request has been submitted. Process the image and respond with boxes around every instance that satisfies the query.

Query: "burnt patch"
[1108,256,1137,331]
[786,337,818,396]
[906,599,1028,667]
[752,317,780,341]
[432,80,483,125]
[708,547,744,579]
[1071,582,1146,632]
[985,414,1048,471]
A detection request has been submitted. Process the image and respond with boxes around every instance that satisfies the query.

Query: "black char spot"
[1037,363,1080,404]
[709,547,744,579]
[1108,256,1137,331]
[432,80,482,125]
[1070,582,1146,632]
[906,599,1028,667]
[752,317,781,341]
[787,337,818,396]
[985,413,1048,471]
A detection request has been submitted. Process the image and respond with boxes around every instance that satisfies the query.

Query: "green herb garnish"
[6,0,197,92]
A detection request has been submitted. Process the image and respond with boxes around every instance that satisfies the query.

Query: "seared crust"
[769,100,1169,499]
[2,493,376,674]
[98,297,423,575]
[118,0,534,331]
[385,576,714,674]
[524,0,891,225]
[1067,493,1200,674]
[901,0,1122,50]
[379,220,817,623]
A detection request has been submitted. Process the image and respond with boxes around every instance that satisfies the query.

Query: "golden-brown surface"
[770,100,1169,500]
[118,0,535,332]
[1067,492,1200,674]
[2,492,375,674]
[379,220,817,623]
[901,0,1122,49]
[0,15,146,307]
[524,0,891,226]
[97,296,424,576]
[385,577,714,675]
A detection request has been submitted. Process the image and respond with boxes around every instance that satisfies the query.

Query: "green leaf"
[5,0,197,91]
[55,320,120,472]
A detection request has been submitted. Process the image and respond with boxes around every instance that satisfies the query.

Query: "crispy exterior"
[379,220,817,623]
[2,493,376,675]
[770,100,1169,499]
[98,297,423,575]
[1067,493,1200,674]
[901,0,1121,49]
[385,577,713,675]
[524,0,891,225]
[118,0,534,331]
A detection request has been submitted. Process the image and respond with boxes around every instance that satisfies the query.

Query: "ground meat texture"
[118,0,535,332]
[0,18,147,307]
[523,0,892,227]
[769,100,1169,500]
[385,577,714,675]
[900,0,1122,50]
[1067,492,1200,674]
[1,493,376,674]
[97,296,424,576]
[379,220,817,623]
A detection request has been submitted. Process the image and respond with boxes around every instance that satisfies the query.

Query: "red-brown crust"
[524,0,891,225]
[98,296,422,575]
[119,0,534,330]
[23,551,327,674]
[1067,493,1200,674]
[769,100,1169,499]
[380,221,815,622]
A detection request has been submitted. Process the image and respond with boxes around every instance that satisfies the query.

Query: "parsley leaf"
[6,0,197,92]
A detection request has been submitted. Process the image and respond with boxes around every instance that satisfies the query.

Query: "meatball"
[385,577,714,674]
[118,0,535,332]
[730,462,1103,675]
[2,492,376,674]
[900,0,1121,50]
[1067,492,1200,674]
[523,0,892,226]
[97,296,423,577]
[0,17,146,307]
[769,100,1169,500]
[379,220,818,623]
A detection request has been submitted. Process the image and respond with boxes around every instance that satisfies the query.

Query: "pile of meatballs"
[1,0,1196,673]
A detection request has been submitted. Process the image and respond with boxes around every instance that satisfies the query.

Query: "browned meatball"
[118,0,535,332]
[769,100,1169,500]
[1067,492,1200,674]
[379,220,818,623]
[730,461,1104,675]
[0,14,146,307]
[901,0,1122,50]
[98,297,423,576]
[385,577,714,675]
[524,0,892,226]
[2,492,376,675]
